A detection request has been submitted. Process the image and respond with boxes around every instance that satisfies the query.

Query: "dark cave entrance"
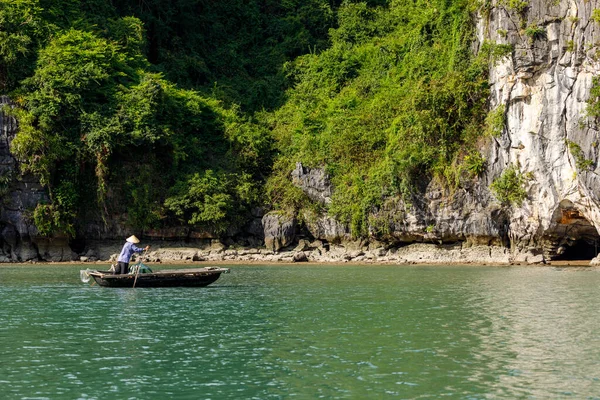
[552,238,599,261]
[547,203,600,261]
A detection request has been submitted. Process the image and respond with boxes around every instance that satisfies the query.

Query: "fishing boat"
[80,266,230,288]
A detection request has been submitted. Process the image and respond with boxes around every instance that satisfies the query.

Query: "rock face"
[302,210,351,243]
[291,162,332,204]
[262,212,296,252]
[478,0,600,260]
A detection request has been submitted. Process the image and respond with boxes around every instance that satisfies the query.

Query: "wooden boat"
[81,266,230,288]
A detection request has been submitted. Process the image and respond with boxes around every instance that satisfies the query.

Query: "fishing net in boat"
[129,262,153,274]
[80,269,92,283]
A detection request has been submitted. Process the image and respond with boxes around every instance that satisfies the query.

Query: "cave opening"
[547,203,600,261]
[552,238,599,261]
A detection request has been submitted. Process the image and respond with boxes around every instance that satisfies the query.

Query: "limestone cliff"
[481,0,600,261]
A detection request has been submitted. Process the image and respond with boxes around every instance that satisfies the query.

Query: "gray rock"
[262,212,296,252]
[294,239,311,252]
[291,162,332,204]
[210,240,226,253]
[243,218,265,239]
[293,251,308,262]
[148,247,199,261]
[310,240,326,250]
[303,211,350,243]
[528,254,546,264]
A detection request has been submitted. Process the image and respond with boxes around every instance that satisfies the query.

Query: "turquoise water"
[1,264,600,399]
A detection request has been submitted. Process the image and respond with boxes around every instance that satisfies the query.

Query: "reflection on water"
[0,265,599,398]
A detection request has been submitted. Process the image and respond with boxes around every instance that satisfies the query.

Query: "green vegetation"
[1,0,500,239]
[524,24,545,42]
[490,164,528,205]
[587,76,600,118]
[567,140,594,171]
[480,41,513,61]
[464,152,487,177]
[268,0,490,236]
[484,104,506,137]
[1,0,288,236]
[499,0,528,14]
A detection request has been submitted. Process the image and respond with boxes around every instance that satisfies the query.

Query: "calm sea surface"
[1,264,600,399]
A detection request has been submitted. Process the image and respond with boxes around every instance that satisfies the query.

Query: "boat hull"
[86,267,229,288]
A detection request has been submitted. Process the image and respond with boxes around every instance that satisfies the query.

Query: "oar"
[132,250,148,289]
[132,264,140,288]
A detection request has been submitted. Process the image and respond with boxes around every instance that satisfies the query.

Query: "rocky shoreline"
[43,239,595,267]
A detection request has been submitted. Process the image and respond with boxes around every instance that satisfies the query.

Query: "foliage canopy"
[0,0,493,239]
[267,0,489,236]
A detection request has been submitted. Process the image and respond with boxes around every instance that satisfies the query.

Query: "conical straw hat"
[126,235,140,244]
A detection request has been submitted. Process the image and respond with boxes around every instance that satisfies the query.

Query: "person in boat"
[115,235,150,275]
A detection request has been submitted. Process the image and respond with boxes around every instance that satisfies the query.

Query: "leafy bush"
[499,0,528,14]
[490,164,528,205]
[567,140,594,171]
[484,104,506,137]
[464,152,487,177]
[33,203,75,237]
[165,170,258,234]
[0,0,48,90]
[587,76,600,118]
[480,41,513,62]
[524,24,546,42]
[114,0,336,112]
